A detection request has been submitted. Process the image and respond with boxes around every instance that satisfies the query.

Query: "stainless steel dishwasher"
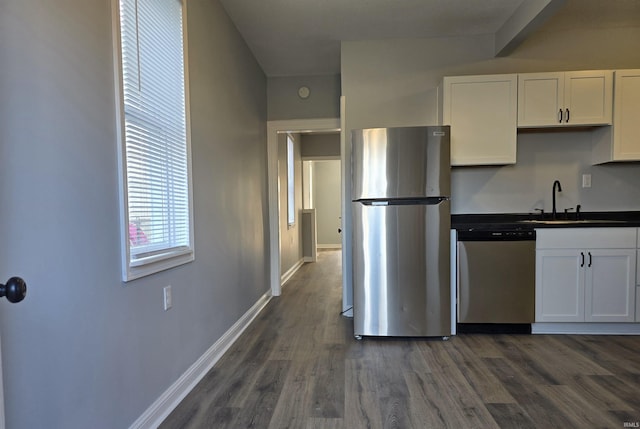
[457,229,535,327]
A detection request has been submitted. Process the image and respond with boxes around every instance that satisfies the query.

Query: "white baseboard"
[280,259,304,287]
[532,322,640,335]
[129,291,272,429]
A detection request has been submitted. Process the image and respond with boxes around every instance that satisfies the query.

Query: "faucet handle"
[576,204,582,220]
[564,207,574,213]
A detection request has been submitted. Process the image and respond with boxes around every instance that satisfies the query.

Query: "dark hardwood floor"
[161,249,640,428]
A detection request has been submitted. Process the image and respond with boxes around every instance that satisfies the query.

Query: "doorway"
[266,118,342,298]
[302,159,341,250]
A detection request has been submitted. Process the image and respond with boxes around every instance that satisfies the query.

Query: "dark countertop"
[452,211,640,231]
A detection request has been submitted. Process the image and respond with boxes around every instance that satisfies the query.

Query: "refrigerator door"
[352,126,450,200]
[352,199,451,337]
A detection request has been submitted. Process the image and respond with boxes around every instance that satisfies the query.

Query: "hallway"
[161,249,640,428]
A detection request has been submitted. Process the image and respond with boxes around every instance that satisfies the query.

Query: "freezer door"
[351,126,450,200]
[352,200,451,337]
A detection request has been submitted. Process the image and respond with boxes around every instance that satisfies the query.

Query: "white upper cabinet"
[592,69,640,164]
[518,70,613,127]
[442,74,517,166]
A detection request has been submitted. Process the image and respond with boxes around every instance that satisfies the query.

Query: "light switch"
[582,174,592,188]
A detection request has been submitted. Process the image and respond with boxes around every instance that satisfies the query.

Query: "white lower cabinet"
[536,249,584,322]
[585,249,635,322]
[536,228,637,323]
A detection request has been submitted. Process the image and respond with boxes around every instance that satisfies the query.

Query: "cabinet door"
[585,249,636,322]
[518,71,613,127]
[518,72,564,127]
[443,74,517,166]
[564,70,613,126]
[613,69,640,160]
[536,249,584,322]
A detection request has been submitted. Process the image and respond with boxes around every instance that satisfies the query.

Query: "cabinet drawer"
[536,228,637,249]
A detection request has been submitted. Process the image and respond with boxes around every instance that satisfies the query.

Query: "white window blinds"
[116,0,193,280]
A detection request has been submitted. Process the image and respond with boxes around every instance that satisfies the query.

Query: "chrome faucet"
[552,180,562,219]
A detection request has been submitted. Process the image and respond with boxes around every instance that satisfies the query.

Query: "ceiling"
[218,0,640,77]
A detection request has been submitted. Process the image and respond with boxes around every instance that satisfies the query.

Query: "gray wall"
[279,133,304,274]
[312,161,342,246]
[268,74,341,120]
[0,1,268,428]
[453,130,640,213]
[301,132,341,158]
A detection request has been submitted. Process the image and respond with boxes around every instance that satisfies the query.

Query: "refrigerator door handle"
[355,196,449,206]
[430,196,450,204]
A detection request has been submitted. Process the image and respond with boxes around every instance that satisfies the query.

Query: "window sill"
[123,248,194,282]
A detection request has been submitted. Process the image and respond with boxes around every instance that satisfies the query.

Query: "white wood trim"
[280,259,304,288]
[340,96,352,318]
[128,291,272,429]
[532,322,640,335]
[267,118,340,298]
[450,229,457,336]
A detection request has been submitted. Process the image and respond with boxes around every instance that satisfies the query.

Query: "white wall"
[312,161,342,246]
[0,1,269,428]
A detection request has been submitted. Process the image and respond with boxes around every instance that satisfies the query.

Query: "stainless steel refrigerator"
[351,126,451,338]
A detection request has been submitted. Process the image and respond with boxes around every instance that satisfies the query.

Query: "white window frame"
[112,0,195,281]
[286,134,295,226]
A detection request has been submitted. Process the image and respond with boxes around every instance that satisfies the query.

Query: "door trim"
[0,332,5,429]
[266,118,340,297]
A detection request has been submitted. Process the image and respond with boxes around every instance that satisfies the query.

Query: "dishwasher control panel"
[457,229,535,241]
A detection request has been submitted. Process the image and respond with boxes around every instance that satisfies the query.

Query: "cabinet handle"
[588,251,592,267]
[558,109,563,123]
[580,252,585,267]
[565,108,570,123]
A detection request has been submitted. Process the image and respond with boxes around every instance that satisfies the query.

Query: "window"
[287,135,295,226]
[114,0,194,281]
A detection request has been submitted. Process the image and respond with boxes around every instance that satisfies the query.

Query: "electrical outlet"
[163,285,172,310]
[582,174,592,188]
